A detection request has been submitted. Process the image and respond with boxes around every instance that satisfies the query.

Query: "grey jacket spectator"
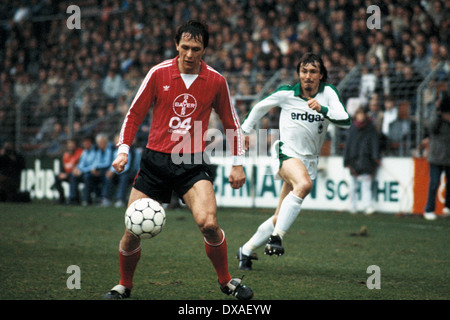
[428,92,450,166]
[423,90,450,219]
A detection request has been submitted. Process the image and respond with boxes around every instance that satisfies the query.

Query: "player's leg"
[183,180,228,282]
[104,187,147,299]
[238,181,291,269]
[265,158,312,256]
[183,179,253,300]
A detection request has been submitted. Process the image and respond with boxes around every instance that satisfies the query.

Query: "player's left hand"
[307,97,322,112]
[229,165,246,189]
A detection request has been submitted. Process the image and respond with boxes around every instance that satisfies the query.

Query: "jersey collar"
[171,56,207,80]
[294,81,325,99]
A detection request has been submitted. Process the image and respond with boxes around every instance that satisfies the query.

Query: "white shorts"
[270,140,319,180]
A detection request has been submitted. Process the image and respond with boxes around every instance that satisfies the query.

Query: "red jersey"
[118,57,244,156]
[62,147,83,174]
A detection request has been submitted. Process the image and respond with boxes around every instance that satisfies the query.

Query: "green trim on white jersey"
[241,81,351,158]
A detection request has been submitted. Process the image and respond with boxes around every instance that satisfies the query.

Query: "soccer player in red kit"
[103,20,253,300]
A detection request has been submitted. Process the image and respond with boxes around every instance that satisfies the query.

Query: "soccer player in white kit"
[237,53,352,270]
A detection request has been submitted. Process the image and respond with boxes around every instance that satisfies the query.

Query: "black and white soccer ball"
[125,198,166,239]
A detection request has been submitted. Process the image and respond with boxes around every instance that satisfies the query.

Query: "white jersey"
[242,82,351,156]
[241,82,351,179]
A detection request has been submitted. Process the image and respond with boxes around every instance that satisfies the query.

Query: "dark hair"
[82,135,94,142]
[355,106,368,115]
[296,52,328,83]
[175,20,209,48]
[65,137,78,145]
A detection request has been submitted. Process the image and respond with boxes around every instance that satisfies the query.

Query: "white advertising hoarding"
[212,156,414,214]
[20,156,415,214]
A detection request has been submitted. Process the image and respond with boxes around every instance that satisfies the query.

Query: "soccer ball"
[125,198,166,239]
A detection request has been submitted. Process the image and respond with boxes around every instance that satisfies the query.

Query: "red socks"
[117,230,231,290]
[118,243,141,290]
[204,229,232,287]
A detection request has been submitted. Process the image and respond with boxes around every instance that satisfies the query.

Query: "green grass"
[0,201,448,300]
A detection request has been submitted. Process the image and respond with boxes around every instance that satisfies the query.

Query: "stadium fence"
[12,60,450,158]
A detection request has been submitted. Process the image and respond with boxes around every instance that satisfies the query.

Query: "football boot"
[220,277,253,300]
[264,235,285,256]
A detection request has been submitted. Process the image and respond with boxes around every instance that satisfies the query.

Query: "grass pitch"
[0,201,448,301]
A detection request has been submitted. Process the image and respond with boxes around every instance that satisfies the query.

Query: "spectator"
[393,64,422,115]
[344,107,380,215]
[401,43,415,65]
[423,90,450,220]
[69,135,97,205]
[367,97,384,134]
[101,135,141,208]
[12,3,31,23]
[45,122,67,157]
[380,97,398,153]
[374,61,393,99]
[2,0,448,159]
[422,80,439,129]
[427,0,446,27]
[83,133,114,206]
[0,108,15,146]
[359,66,377,107]
[53,138,83,204]
[413,43,432,77]
[385,46,400,70]
[0,141,27,202]
[102,67,125,99]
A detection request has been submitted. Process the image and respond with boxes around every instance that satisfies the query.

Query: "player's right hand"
[113,153,128,173]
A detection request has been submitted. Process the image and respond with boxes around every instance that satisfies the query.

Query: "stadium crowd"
[0,0,449,161]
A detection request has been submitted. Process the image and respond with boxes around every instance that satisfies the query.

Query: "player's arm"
[240,88,287,134]
[115,67,156,171]
[240,87,287,152]
[313,85,351,129]
[213,77,247,189]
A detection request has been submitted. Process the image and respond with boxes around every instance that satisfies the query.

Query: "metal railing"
[12,61,449,157]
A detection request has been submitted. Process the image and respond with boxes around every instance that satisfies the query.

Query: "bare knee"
[201,223,220,241]
[196,213,221,243]
[121,228,141,251]
[292,178,313,199]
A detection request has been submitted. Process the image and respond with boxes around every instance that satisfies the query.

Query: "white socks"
[241,217,274,256]
[242,191,303,255]
[273,192,303,239]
